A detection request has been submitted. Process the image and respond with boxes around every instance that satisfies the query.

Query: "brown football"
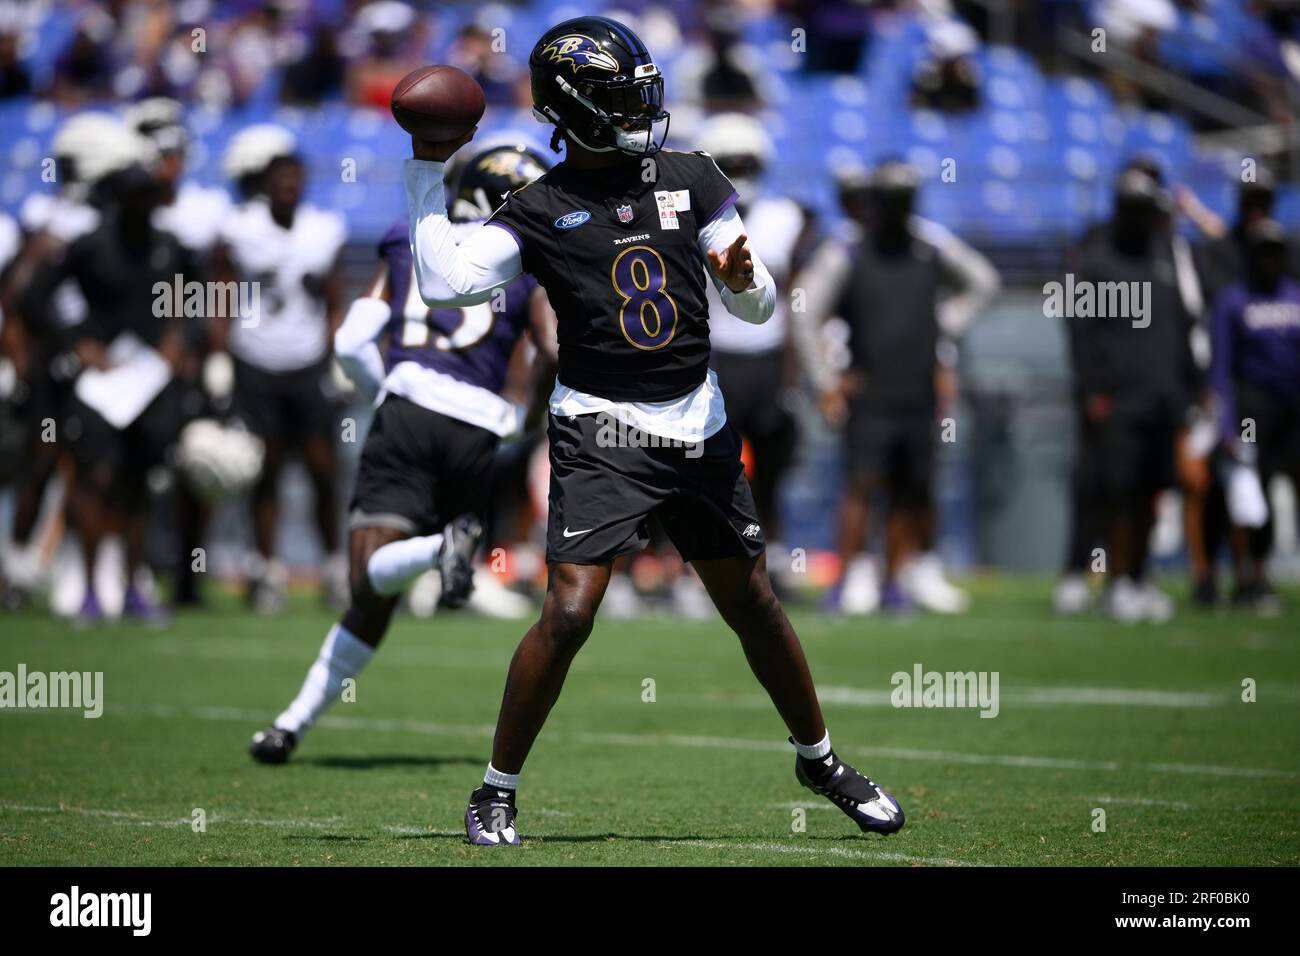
[390,65,486,142]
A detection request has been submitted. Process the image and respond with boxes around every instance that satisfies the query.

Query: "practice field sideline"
[2,578,1297,867]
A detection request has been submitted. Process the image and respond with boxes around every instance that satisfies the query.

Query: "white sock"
[366,533,443,596]
[484,763,519,791]
[792,730,832,760]
[275,623,375,735]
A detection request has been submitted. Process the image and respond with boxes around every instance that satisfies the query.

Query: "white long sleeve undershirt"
[402,157,776,441]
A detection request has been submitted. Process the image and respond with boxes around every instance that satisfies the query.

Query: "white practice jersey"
[18,193,100,330]
[0,212,18,333]
[19,192,100,244]
[154,181,232,253]
[707,195,804,355]
[223,198,346,372]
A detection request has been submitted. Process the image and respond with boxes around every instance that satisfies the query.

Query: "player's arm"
[526,284,558,364]
[333,262,391,402]
[788,235,852,398]
[404,136,523,307]
[916,216,1000,338]
[699,204,775,324]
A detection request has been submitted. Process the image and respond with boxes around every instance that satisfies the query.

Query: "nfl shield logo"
[617,203,633,223]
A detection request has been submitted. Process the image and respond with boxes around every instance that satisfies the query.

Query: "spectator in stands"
[674,2,769,112]
[346,0,425,110]
[280,24,345,105]
[0,22,31,98]
[45,8,115,106]
[447,23,528,109]
[783,0,873,74]
[1096,0,1178,109]
[911,18,981,114]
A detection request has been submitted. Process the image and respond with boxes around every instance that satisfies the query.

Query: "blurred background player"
[248,139,555,763]
[1063,166,1199,623]
[1055,158,1207,617]
[21,121,196,625]
[0,112,113,609]
[799,160,998,614]
[699,112,813,591]
[1208,218,1300,615]
[211,124,348,613]
[126,96,234,607]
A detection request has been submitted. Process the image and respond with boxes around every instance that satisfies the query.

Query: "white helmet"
[177,418,266,502]
[52,112,154,187]
[221,123,298,181]
[696,112,773,200]
[125,97,188,152]
[697,112,773,166]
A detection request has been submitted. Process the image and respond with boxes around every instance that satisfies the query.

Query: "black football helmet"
[528,15,669,156]
[446,140,551,222]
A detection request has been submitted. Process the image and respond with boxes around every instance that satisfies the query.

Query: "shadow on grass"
[296,754,481,771]
[392,832,725,844]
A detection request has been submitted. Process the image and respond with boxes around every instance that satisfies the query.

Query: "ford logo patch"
[554,210,591,229]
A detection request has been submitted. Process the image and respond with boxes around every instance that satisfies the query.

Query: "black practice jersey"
[487,148,738,402]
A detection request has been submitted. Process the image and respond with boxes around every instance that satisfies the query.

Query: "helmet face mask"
[529,16,670,156]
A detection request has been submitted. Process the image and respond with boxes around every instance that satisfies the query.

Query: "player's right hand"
[820,388,848,426]
[411,129,476,163]
[74,338,109,371]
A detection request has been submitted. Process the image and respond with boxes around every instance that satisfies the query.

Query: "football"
[390,65,486,142]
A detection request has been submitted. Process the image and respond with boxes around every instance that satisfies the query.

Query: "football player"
[211,125,348,613]
[796,161,997,615]
[20,125,197,625]
[405,16,904,845]
[697,112,813,573]
[1,112,112,609]
[126,97,233,607]
[247,140,556,764]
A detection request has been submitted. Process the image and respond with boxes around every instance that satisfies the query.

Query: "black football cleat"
[438,514,483,609]
[248,726,297,764]
[465,785,521,846]
[795,747,905,836]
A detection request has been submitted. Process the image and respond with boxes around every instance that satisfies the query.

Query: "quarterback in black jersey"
[404,15,904,846]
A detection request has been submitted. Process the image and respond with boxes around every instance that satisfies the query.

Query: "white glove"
[202,350,235,402]
[1226,462,1269,529]
[333,297,390,401]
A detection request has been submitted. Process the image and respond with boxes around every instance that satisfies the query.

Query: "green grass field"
[2,577,1298,867]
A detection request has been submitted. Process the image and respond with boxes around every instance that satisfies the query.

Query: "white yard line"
[661,839,981,867]
[813,685,1225,709]
[109,704,1300,780]
[0,803,344,829]
[1087,796,1192,809]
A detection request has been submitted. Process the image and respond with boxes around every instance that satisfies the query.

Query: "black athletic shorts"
[545,411,765,565]
[711,349,797,463]
[234,357,338,446]
[348,395,498,536]
[1237,382,1300,480]
[845,403,935,496]
[1084,413,1178,500]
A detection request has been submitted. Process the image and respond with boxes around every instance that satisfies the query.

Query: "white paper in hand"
[1227,463,1269,529]
[74,332,171,429]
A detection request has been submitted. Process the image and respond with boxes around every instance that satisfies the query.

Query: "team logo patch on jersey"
[541,35,619,73]
[617,203,633,223]
[554,210,591,230]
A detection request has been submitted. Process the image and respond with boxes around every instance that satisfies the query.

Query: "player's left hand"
[708,233,755,293]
